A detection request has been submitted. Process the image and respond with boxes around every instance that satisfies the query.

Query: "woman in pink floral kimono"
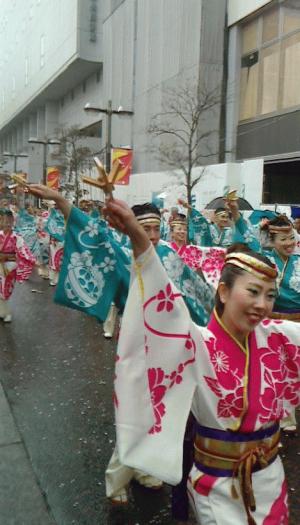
[0,210,36,322]
[104,199,300,525]
[169,213,225,289]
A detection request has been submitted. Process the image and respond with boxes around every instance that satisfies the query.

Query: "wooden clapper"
[81,157,122,200]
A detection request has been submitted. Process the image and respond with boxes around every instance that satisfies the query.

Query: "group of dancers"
[0,200,65,322]
[1,182,300,524]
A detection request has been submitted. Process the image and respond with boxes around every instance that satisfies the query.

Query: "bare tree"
[148,80,223,205]
[53,126,102,206]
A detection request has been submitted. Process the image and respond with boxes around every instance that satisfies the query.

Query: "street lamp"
[28,137,61,184]
[3,151,28,172]
[84,100,134,171]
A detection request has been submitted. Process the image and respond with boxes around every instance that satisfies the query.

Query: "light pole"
[84,100,134,171]
[28,138,61,184]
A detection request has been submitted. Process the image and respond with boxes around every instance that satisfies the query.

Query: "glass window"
[242,19,259,54]
[282,32,300,108]
[239,57,259,120]
[262,8,279,43]
[260,43,280,114]
[283,5,300,34]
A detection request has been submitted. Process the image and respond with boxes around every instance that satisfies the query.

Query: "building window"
[40,34,45,68]
[239,3,300,121]
[96,69,101,83]
[82,80,86,93]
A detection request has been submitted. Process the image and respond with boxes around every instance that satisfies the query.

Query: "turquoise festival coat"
[188,208,233,247]
[55,207,215,326]
[234,215,300,314]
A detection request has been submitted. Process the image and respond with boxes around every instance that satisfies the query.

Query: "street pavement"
[0,271,299,525]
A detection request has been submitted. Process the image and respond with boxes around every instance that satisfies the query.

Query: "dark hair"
[215,207,226,214]
[215,243,275,316]
[131,202,161,218]
[261,215,292,241]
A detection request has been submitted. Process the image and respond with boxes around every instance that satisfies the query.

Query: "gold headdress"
[268,224,293,234]
[170,214,187,228]
[225,252,277,281]
[136,213,161,225]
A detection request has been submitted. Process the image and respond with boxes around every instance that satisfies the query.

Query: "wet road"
[0,271,299,525]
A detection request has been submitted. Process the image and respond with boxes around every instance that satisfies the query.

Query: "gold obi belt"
[270,310,300,321]
[194,423,280,525]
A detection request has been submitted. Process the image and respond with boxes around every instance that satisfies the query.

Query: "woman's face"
[219,272,276,342]
[215,212,230,229]
[172,224,187,244]
[272,231,296,259]
[2,215,13,232]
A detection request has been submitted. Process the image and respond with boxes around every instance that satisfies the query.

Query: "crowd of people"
[0,184,299,525]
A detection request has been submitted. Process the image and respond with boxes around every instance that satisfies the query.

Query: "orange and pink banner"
[111,148,132,185]
[46,167,60,190]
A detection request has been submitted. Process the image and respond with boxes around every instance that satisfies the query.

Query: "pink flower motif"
[185,337,193,351]
[283,382,300,406]
[262,319,283,326]
[156,283,175,313]
[205,337,240,390]
[201,250,225,274]
[261,333,300,381]
[169,363,184,387]
[217,386,244,418]
[148,368,167,434]
[259,384,286,423]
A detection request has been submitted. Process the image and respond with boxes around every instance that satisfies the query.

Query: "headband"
[268,224,293,234]
[136,213,161,225]
[225,252,277,281]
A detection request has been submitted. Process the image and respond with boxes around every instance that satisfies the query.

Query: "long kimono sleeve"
[188,208,213,246]
[15,234,36,281]
[233,215,261,251]
[54,206,130,321]
[115,245,205,485]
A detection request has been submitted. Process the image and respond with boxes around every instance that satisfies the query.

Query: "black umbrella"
[205,196,253,211]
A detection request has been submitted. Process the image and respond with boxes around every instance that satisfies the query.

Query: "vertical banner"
[46,167,60,190]
[111,148,132,185]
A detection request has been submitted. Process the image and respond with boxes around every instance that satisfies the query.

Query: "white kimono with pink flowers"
[115,246,300,524]
[170,242,225,289]
[0,231,36,300]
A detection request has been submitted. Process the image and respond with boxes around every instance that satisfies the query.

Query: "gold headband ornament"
[268,224,293,234]
[225,252,278,281]
[136,213,161,225]
[81,157,122,200]
[170,219,187,228]
[215,210,229,218]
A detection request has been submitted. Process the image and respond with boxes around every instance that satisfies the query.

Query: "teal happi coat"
[45,208,65,242]
[234,215,300,314]
[54,207,215,325]
[188,208,233,247]
[15,209,40,256]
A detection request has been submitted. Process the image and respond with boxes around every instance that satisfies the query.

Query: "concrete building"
[0,0,227,189]
[227,0,300,204]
